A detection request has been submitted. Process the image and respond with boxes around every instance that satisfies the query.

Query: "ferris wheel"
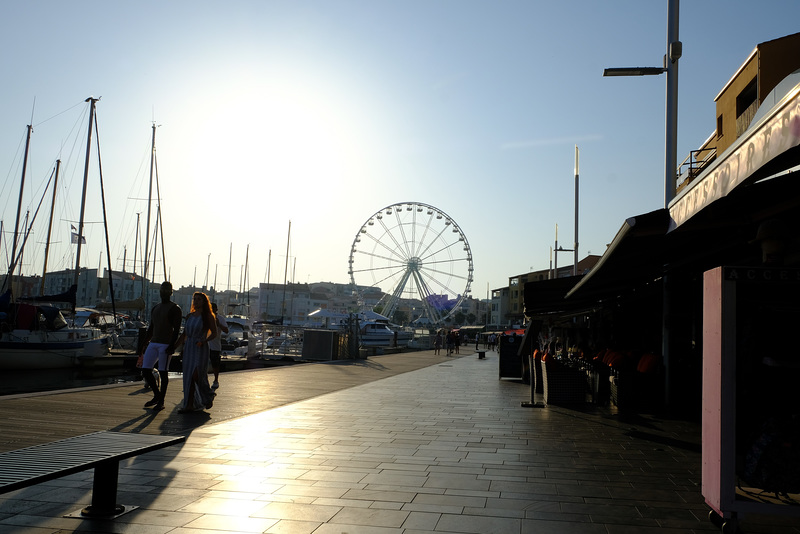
[348,202,474,324]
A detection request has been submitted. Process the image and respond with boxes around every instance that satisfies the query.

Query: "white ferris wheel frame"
[348,202,474,324]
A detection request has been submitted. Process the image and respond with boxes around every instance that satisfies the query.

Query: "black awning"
[567,170,800,303]
[524,275,587,316]
[565,209,670,301]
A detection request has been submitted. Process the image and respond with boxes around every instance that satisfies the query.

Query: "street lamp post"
[574,145,579,276]
[603,0,680,406]
[603,0,680,206]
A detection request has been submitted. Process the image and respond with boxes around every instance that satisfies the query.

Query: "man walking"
[140,281,182,411]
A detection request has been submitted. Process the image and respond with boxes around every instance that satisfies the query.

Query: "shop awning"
[524,275,591,316]
[566,169,800,303]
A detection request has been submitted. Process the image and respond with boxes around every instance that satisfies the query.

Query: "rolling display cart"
[703,266,800,532]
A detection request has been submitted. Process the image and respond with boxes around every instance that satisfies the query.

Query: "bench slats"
[0,431,185,494]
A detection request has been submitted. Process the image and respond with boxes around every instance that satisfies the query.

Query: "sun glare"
[184,83,352,203]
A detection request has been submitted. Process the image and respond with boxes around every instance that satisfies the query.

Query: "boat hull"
[359,322,414,347]
[0,330,111,370]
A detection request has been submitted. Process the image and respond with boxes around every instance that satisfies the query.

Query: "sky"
[2,1,799,303]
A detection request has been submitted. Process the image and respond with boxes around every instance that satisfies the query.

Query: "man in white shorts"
[140,281,183,411]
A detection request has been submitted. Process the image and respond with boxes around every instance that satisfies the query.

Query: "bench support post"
[81,460,125,517]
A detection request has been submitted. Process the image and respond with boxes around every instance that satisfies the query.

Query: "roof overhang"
[670,83,800,231]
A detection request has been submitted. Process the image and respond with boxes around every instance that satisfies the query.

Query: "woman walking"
[175,292,217,413]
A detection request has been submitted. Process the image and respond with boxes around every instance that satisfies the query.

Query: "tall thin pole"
[662,0,681,408]
[573,145,579,276]
[40,160,61,295]
[151,208,160,283]
[664,0,680,206]
[485,282,489,325]
[73,97,98,289]
[204,253,210,289]
[143,124,156,284]
[227,243,233,313]
[227,243,232,292]
[553,224,558,278]
[244,243,250,307]
[265,249,271,321]
[133,213,140,275]
[281,220,291,324]
[7,125,33,291]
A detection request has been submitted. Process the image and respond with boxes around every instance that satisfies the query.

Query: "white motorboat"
[359,321,413,347]
[0,301,110,370]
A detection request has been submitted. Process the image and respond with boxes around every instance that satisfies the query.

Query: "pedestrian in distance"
[208,302,228,390]
[434,330,443,355]
[446,330,455,355]
[174,292,217,413]
[140,281,182,411]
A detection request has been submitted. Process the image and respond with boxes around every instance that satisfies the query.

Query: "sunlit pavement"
[1,351,798,533]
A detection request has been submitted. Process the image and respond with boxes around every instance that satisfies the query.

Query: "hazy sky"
[2,1,799,300]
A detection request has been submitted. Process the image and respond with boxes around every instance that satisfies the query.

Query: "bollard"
[521,352,544,407]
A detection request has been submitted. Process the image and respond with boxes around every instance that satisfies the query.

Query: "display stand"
[702,266,800,532]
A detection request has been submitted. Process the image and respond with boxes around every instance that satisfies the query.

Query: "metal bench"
[0,431,185,518]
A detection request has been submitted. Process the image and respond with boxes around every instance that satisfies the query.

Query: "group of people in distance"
[138,281,228,413]
[433,329,462,356]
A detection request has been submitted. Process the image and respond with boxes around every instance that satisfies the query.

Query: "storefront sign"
[670,87,800,230]
[723,266,800,283]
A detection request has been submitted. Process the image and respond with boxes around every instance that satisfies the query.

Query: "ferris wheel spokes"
[411,269,445,324]
[382,267,414,320]
[359,230,407,264]
[375,216,412,260]
[416,264,460,304]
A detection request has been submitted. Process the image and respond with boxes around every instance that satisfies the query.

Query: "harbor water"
[0,366,145,396]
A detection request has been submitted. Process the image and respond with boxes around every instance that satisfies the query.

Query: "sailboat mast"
[243,243,249,307]
[5,125,32,291]
[281,220,291,324]
[227,243,232,312]
[73,97,98,289]
[205,253,210,289]
[40,159,61,295]
[143,123,156,287]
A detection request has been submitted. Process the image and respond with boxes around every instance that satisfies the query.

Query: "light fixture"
[603,67,666,77]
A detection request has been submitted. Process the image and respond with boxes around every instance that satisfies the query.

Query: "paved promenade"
[0,350,797,533]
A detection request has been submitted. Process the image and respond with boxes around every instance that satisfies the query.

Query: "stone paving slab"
[1,351,799,533]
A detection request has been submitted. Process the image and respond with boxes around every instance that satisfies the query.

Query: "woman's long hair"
[190,292,216,337]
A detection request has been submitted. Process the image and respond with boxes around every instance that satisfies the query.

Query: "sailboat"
[0,98,111,370]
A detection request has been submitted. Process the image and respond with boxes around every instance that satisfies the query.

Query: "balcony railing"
[676,147,717,193]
